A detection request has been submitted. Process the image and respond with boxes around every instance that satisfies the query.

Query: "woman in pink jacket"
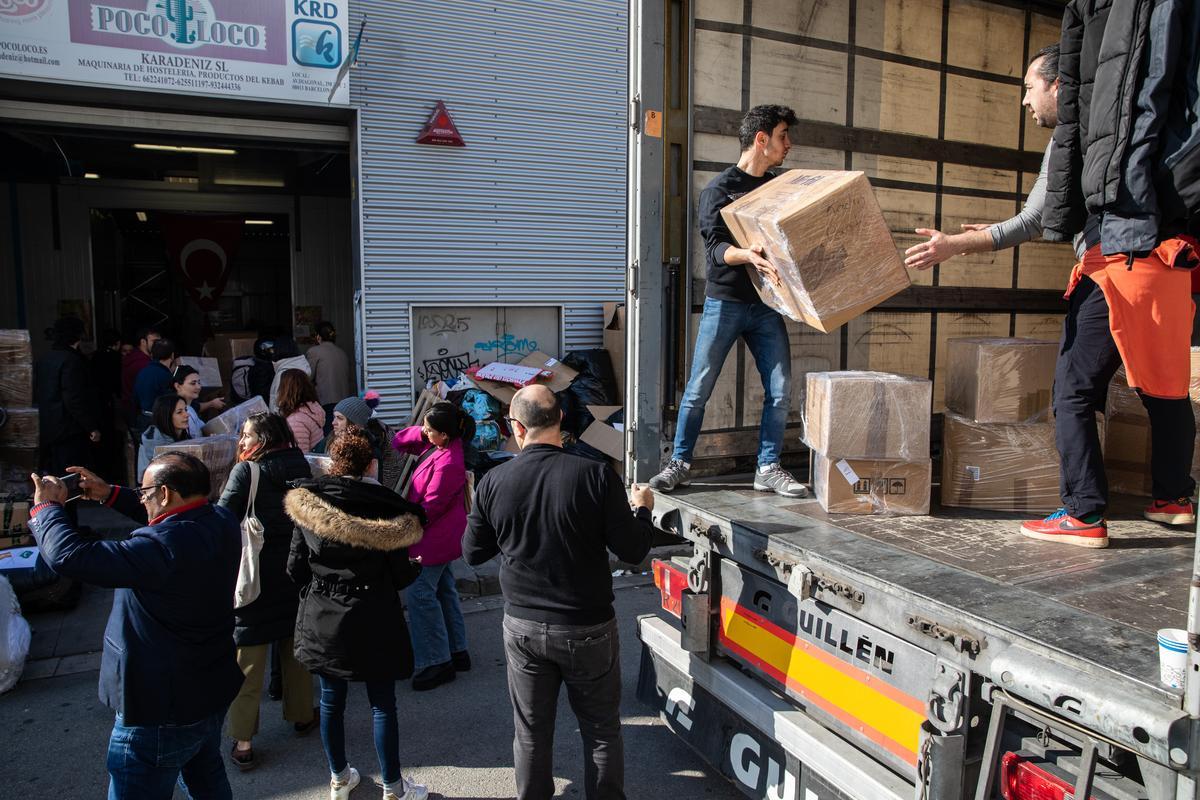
[277,369,326,454]
[391,401,472,691]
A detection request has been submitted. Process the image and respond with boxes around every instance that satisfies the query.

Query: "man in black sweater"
[648,104,807,498]
[463,385,654,800]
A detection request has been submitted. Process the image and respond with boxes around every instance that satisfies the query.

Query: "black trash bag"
[559,349,618,439]
[564,440,610,466]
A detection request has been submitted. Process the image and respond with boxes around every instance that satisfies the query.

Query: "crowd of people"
[27,324,654,800]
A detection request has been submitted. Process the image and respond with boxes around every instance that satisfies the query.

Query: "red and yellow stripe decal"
[718,597,925,765]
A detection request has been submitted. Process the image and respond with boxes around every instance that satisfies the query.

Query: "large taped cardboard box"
[813,452,930,515]
[804,371,931,460]
[603,303,626,400]
[945,337,1057,423]
[720,170,910,333]
[203,331,257,385]
[154,434,238,501]
[473,352,579,406]
[941,413,1080,513]
[203,396,268,437]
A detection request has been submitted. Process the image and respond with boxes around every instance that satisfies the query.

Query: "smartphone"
[58,473,82,500]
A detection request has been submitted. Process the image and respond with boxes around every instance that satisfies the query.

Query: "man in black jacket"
[33,316,100,475]
[646,104,807,499]
[463,385,654,800]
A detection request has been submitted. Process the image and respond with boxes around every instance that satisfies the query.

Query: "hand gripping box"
[720,170,910,333]
[803,371,931,460]
[945,337,1057,423]
[813,452,931,515]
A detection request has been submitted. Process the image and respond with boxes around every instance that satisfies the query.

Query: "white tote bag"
[234,461,266,609]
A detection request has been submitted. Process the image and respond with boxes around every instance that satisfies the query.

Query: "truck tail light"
[652,559,686,618]
[1001,752,1096,800]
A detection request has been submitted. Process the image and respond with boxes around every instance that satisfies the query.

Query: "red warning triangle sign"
[416,101,466,147]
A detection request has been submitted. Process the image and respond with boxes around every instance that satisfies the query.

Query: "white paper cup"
[1158,628,1189,689]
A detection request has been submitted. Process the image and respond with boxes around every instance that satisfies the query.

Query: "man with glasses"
[29,453,244,799]
[465,384,655,800]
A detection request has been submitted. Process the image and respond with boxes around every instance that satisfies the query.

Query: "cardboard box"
[813,452,930,515]
[0,408,38,449]
[202,396,268,437]
[154,434,238,501]
[203,331,257,386]
[1,497,32,548]
[941,414,1063,513]
[473,352,579,406]
[0,330,32,368]
[804,371,931,460]
[720,170,910,333]
[177,356,223,393]
[579,404,625,477]
[603,303,626,401]
[945,338,1057,423]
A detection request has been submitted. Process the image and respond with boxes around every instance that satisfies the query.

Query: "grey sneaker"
[753,463,808,498]
[649,459,691,492]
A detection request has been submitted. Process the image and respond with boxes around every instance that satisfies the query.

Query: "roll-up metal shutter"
[350,0,627,415]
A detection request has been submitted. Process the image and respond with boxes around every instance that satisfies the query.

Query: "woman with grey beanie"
[316,395,380,481]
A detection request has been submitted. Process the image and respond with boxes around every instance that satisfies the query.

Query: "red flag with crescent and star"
[159,214,244,312]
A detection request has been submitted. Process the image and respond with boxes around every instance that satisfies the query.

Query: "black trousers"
[1054,276,1197,516]
[502,615,625,800]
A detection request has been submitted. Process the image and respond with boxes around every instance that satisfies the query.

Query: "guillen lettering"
[799,609,895,675]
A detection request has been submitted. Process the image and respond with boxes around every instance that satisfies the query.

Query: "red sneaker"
[1144,498,1196,526]
[1020,509,1108,548]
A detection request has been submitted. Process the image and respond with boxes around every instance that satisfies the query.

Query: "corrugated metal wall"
[350,0,628,417]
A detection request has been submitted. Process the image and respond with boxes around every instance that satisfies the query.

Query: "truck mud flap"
[637,615,912,800]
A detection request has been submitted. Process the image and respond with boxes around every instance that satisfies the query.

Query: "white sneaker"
[383,775,429,800]
[331,766,361,800]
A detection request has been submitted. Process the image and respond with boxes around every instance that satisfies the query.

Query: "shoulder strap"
[244,461,261,521]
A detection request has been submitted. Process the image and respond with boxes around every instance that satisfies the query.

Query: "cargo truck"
[622,1,1200,798]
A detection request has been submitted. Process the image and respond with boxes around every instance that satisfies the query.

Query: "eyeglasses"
[132,484,166,500]
[505,417,525,430]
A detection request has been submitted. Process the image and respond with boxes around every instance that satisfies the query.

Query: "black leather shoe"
[411,661,456,691]
[451,650,472,672]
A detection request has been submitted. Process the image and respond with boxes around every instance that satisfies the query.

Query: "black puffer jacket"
[1044,0,1198,254]
[33,345,98,444]
[218,448,312,645]
[285,476,425,681]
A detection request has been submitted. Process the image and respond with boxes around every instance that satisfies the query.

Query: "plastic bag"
[559,350,618,438]
[0,574,31,694]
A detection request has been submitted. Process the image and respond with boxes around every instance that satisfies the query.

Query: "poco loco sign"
[0,0,351,104]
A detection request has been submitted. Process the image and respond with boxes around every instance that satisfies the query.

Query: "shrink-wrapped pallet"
[945,337,1057,423]
[0,331,33,408]
[202,396,268,437]
[812,452,931,515]
[803,371,931,460]
[720,170,910,333]
[153,434,239,501]
[0,409,38,449]
[939,414,1098,514]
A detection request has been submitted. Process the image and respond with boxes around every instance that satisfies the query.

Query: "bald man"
[463,385,654,800]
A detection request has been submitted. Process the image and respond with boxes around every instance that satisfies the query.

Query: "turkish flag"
[160,214,244,312]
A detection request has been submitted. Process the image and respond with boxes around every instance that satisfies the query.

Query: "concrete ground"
[0,573,741,800]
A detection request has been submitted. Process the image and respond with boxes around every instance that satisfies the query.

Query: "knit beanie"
[333,396,372,428]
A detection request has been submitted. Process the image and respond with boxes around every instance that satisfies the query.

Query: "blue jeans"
[106,713,231,800]
[319,676,402,784]
[673,297,791,466]
[406,562,469,670]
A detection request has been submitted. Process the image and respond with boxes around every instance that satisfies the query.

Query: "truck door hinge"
[628,260,639,298]
[629,94,642,131]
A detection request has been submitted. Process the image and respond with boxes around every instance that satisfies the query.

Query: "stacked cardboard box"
[721,170,910,333]
[805,371,932,515]
[0,331,38,468]
[154,434,239,501]
[203,396,268,437]
[1104,350,1200,496]
[940,338,1061,513]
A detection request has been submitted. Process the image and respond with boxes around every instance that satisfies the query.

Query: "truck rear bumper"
[637,614,913,800]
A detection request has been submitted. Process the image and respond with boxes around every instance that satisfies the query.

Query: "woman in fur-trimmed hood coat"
[285,475,425,681]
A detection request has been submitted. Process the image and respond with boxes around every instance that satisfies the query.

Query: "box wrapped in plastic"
[812,452,930,515]
[720,170,910,333]
[1104,358,1200,496]
[939,413,1098,513]
[945,338,1056,423]
[305,454,333,477]
[0,409,38,449]
[0,331,32,368]
[803,371,931,460]
[153,434,238,501]
[202,396,268,437]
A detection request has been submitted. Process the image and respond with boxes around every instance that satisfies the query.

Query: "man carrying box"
[648,104,807,498]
